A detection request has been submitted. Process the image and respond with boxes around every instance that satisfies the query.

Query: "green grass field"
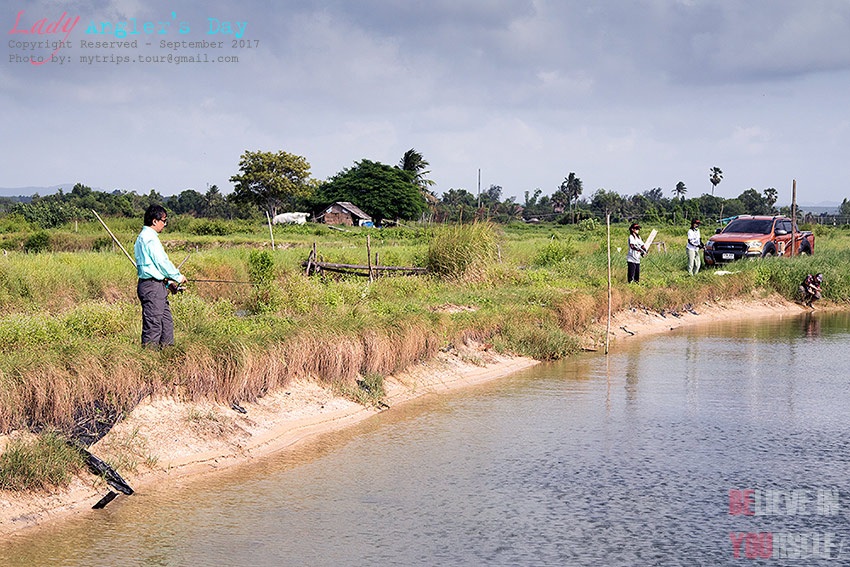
[0,216,847,488]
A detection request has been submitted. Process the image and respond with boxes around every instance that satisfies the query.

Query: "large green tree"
[230,150,316,216]
[435,188,477,223]
[440,188,477,207]
[738,188,771,215]
[696,193,725,219]
[317,159,427,223]
[205,185,233,218]
[167,189,205,216]
[590,189,625,219]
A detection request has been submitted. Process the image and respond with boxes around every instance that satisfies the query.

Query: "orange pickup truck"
[703,215,814,266]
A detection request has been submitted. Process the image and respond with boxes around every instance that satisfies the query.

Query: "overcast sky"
[3,0,850,204]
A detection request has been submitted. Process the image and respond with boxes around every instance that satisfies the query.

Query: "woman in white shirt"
[686,219,703,275]
[627,223,647,283]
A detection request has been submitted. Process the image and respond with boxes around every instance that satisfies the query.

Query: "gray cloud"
[2,0,849,202]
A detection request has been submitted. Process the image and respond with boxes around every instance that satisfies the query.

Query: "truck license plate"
[722,253,735,260]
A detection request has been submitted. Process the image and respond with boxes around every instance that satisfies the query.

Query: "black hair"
[144,204,167,227]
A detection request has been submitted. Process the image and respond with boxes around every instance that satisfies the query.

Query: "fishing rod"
[93,209,183,292]
[92,210,257,289]
[92,209,136,268]
[189,279,257,285]
[165,278,255,295]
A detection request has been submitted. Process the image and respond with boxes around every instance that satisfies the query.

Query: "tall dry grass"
[426,222,499,279]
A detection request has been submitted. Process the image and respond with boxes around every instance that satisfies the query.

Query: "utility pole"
[477,168,481,209]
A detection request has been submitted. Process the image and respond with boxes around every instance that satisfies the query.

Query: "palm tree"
[673,181,687,202]
[559,172,583,223]
[398,149,435,193]
[399,148,437,215]
[709,167,723,195]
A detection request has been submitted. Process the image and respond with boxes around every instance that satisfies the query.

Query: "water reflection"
[3,311,850,566]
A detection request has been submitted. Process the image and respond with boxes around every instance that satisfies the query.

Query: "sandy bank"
[598,294,809,345]
[0,295,815,538]
[0,341,538,538]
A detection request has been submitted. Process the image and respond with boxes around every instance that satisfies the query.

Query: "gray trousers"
[137,279,174,347]
[687,248,701,275]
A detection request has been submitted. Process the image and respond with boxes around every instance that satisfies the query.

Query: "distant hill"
[785,201,841,215]
[792,204,840,215]
[0,184,181,198]
[0,184,74,198]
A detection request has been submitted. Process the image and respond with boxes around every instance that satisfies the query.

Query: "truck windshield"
[723,219,773,234]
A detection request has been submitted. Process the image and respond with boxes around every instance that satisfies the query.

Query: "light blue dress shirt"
[134,225,182,281]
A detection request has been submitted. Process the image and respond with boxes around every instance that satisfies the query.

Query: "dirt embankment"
[0,296,814,538]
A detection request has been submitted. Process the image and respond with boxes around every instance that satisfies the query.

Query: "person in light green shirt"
[134,204,186,347]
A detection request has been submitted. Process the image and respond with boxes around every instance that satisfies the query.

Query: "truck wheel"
[799,242,812,255]
[762,245,776,257]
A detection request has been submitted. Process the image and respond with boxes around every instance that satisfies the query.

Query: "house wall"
[324,211,354,226]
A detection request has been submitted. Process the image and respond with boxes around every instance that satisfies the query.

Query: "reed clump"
[343,372,387,408]
[0,431,83,490]
[426,222,499,280]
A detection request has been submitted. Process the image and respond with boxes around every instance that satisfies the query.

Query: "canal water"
[3,311,850,566]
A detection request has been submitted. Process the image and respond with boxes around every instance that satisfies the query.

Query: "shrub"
[577,218,600,232]
[248,250,275,286]
[247,250,280,313]
[92,236,115,252]
[343,372,387,407]
[24,230,51,253]
[533,238,577,267]
[62,303,130,338]
[10,202,86,229]
[0,214,34,233]
[45,232,99,253]
[493,313,582,360]
[189,219,233,236]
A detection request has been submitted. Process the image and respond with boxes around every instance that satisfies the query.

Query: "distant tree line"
[427,182,788,226]
[0,151,829,229]
[0,182,256,229]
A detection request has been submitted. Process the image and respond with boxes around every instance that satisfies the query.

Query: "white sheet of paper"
[644,229,658,249]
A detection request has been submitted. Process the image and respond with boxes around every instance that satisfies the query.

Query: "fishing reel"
[167,281,186,295]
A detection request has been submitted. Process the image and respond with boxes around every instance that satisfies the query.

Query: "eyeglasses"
[158,218,168,225]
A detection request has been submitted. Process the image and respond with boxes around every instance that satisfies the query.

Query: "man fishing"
[799,273,823,309]
[134,205,186,348]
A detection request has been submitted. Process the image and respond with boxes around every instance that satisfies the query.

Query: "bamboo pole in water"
[605,213,612,355]
[791,179,797,257]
